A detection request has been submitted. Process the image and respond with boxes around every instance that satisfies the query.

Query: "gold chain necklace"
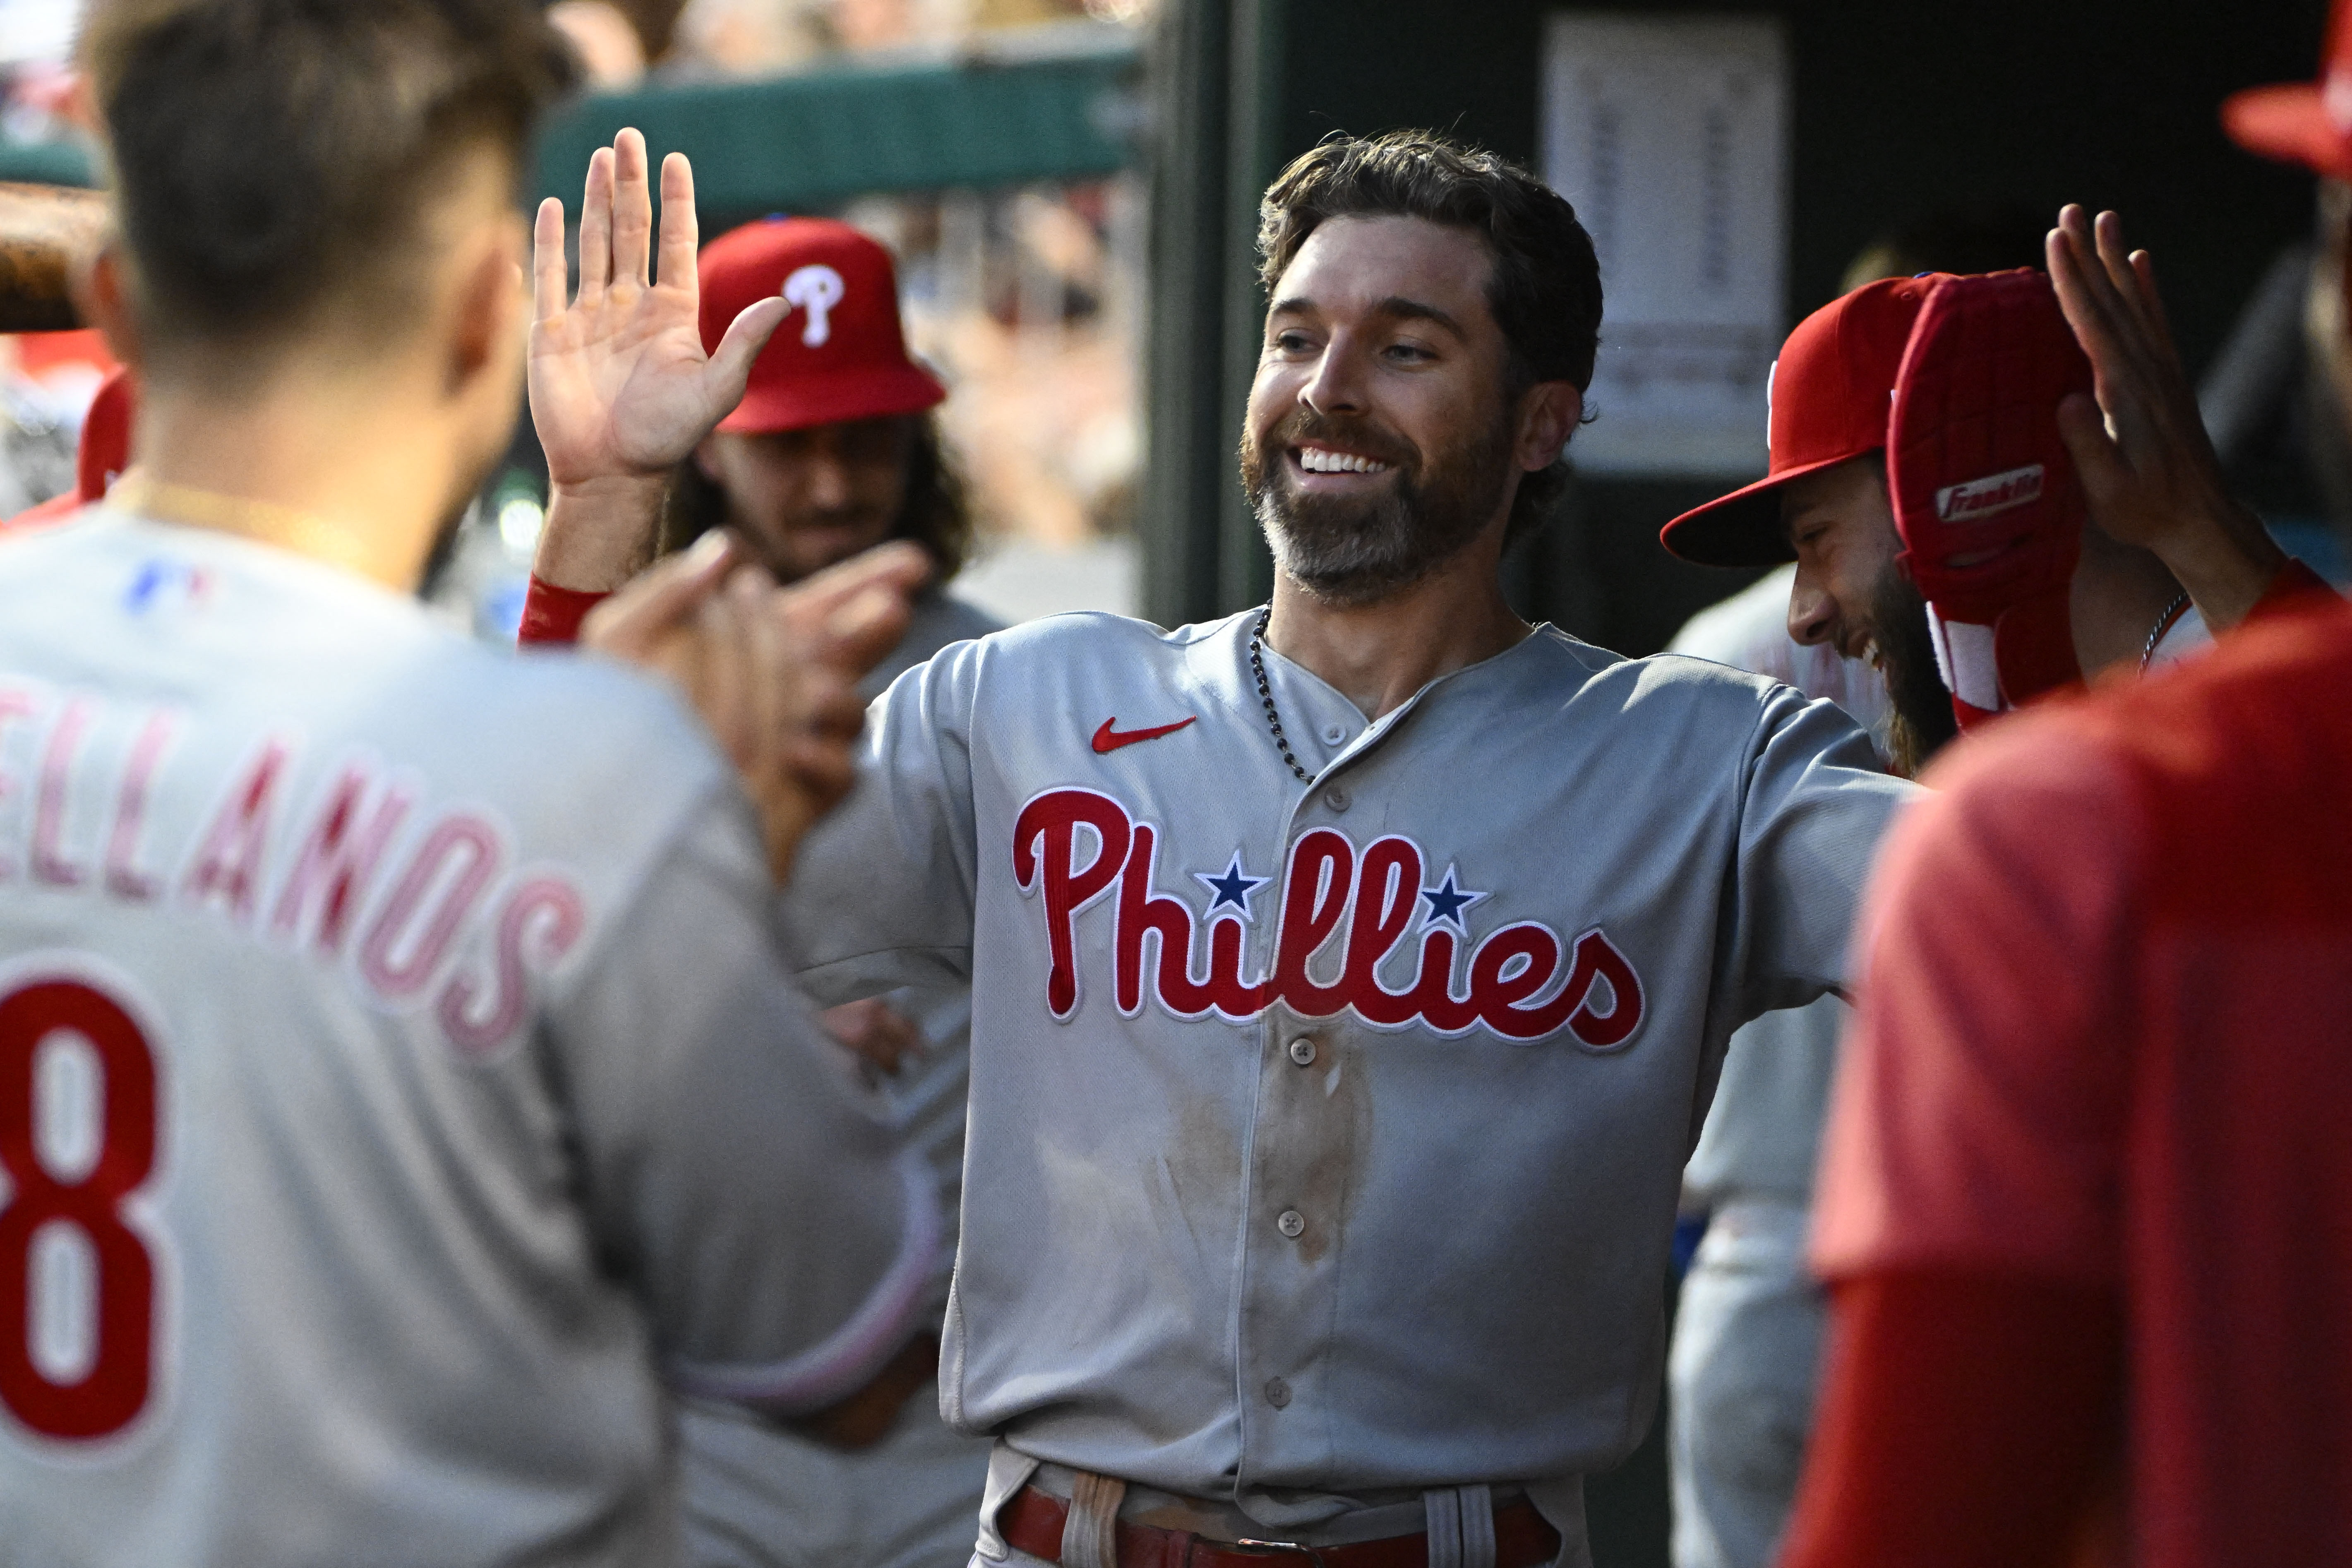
[108,472,381,579]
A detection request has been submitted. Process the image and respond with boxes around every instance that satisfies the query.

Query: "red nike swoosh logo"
[1092,716,1198,753]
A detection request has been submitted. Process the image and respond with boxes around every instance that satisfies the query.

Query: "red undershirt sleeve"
[518,576,610,647]
[1776,1270,2123,1568]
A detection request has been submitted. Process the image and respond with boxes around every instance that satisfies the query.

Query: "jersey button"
[1264,1377,1292,1409]
[1287,1036,1317,1066]
[1321,723,1347,745]
[1277,1208,1306,1239]
[1325,787,1351,812]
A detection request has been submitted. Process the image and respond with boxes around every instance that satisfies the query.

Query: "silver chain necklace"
[2140,591,2191,674]
[1249,608,1318,784]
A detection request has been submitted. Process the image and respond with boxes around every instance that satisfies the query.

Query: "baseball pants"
[682,1388,993,1568]
[1666,1196,1826,1568]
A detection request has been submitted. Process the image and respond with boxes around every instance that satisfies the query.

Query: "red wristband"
[517,576,610,647]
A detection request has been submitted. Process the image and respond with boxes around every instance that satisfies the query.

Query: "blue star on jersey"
[1419,865,1488,931]
[1193,852,1268,920]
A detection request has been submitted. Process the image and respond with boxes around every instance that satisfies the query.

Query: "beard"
[1241,402,1515,607]
[1863,560,1961,778]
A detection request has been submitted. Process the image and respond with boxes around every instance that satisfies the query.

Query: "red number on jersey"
[0,977,158,1440]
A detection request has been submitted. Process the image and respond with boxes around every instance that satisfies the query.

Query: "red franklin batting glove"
[1887,269,2095,727]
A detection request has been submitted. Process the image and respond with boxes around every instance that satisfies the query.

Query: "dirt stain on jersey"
[1146,1091,1243,1273]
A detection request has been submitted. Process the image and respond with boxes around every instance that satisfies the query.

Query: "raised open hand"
[530,128,789,489]
[2047,204,2285,628]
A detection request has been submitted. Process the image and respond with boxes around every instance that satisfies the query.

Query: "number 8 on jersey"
[0,973,161,1441]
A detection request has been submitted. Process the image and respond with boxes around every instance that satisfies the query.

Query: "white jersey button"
[1321,723,1346,744]
[1264,1377,1292,1408]
[1325,788,1351,811]
[1287,1036,1317,1066]
[1277,1208,1306,1238]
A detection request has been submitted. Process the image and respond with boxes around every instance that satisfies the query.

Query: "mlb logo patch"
[123,557,213,615]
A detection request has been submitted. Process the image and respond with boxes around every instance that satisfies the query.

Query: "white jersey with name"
[782,608,1915,1543]
[0,512,938,1568]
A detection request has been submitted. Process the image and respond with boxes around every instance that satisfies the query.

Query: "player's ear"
[77,241,141,374]
[1514,380,1582,472]
[444,209,526,399]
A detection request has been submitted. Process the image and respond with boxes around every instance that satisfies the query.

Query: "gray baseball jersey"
[782,607,1915,1539]
[0,512,939,1567]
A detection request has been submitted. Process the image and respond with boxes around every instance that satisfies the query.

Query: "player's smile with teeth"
[1295,444,1393,475]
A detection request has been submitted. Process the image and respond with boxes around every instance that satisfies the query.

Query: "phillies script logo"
[1011,788,1643,1048]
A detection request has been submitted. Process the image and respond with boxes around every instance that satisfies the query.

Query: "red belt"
[998,1484,1561,1568]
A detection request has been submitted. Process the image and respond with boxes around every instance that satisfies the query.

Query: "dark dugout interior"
[1142,0,2328,660]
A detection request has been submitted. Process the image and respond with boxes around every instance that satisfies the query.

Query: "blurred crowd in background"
[0,0,1155,636]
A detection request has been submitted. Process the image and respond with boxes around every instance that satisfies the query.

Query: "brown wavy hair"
[659,411,975,579]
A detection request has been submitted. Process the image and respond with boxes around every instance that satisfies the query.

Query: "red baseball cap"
[2222,1,2352,180]
[698,216,946,435]
[78,367,133,502]
[2,366,133,532]
[1660,274,1949,567]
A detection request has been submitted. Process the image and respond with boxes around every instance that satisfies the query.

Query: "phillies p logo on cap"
[783,264,845,347]
[698,216,946,436]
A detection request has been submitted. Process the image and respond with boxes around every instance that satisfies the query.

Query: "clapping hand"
[582,533,931,882]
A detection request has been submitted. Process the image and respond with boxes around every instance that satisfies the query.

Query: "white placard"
[1542,14,1788,477]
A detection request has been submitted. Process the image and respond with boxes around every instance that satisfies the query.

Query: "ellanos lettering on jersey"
[1012,786,1644,1047]
[0,676,582,1058]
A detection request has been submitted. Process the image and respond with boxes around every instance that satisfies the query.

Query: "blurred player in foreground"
[532,127,1915,1568]
[0,2,938,1563]
[530,190,998,1568]
[1776,16,2352,1566]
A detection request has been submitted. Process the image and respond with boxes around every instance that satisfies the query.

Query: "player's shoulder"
[1536,625,1793,718]
[10,509,730,832]
[912,605,1242,683]
[472,636,710,750]
[362,618,734,859]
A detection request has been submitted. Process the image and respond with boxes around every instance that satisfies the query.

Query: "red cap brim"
[1658,450,1867,567]
[717,363,948,436]
[2222,83,2352,181]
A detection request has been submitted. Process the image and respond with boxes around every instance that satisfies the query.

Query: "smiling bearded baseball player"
[525,129,1916,1568]
[0,2,946,1563]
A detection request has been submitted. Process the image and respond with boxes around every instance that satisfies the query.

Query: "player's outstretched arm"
[529,127,789,593]
[584,533,930,881]
[2047,204,2289,631]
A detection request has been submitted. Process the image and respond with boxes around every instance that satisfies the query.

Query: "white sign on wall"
[1542,14,1788,477]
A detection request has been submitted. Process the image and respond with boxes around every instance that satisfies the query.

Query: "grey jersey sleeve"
[785,644,984,1003]
[553,792,943,1414]
[1730,687,1918,1018]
